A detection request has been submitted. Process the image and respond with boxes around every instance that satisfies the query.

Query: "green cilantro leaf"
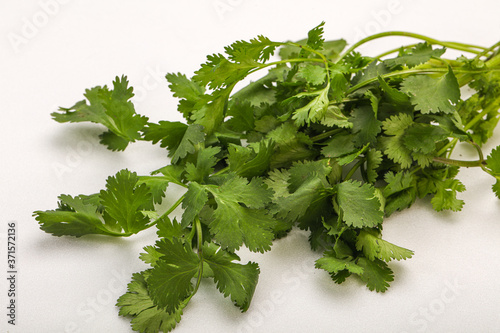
[315,251,364,276]
[431,178,466,211]
[52,76,148,151]
[384,43,446,68]
[401,67,460,114]
[356,229,414,262]
[356,257,394,292]
[181,182,209,228]
[335,180,384,228]
[117,271,187,333]
[99,169,154,234]
[204,174,275,252]
[203,243,260,312]
[148,238,200,313]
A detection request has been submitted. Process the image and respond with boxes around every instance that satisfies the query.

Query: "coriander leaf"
[401,67,460,114]
[185,146,221,183]
[315,251,364,275]
[117,271,187,333]
[380,113,415,168]
[365,149,383,183]
[384,43,446,68]
[225,35,281,63]
[292,84,330,126]
[148,238,200,313]
[431,178,466,211]
[156,217,186,240]
[305,21,325,50]
[52,76,148,151]
[377,76,410,105]
[267,122,316,168]
[144,123,205,164]
[34,194,112,237]
[297,64,327,86]
[99,169,154,234]
[181,182,209,228]
[321,132,357,160]
[382,171,417,215]
[356,257,394,292]
[486,145,500,174]
[403,123,448,154]
[356,229,414,262]
[227,140,275,178]
[165,72,205,102]
[137,176,171,204]
[336,180,384,228]
[205,174,275,252]
[140,246,163,267]
[203,243,260,312]
[350,105,382,146]
[320,105,352,128]
[191,88,231,135]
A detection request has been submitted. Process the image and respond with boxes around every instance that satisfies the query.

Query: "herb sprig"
[34,22,500,332]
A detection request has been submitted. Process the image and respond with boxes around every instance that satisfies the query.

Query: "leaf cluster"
[35,23,500,332]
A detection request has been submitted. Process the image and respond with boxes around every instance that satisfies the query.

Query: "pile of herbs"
[34,23,500,332]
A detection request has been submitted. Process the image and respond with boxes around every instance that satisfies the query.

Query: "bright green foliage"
[35,25,500,332]
[401,67,461,114]
[116,271,187,333]
[52,76,148,151]
[356,229,414,262]
[34,169,155,237]
[336,180,384,228]
[203,243,259,312]
[148,238,200,313]
[384,43,446,68]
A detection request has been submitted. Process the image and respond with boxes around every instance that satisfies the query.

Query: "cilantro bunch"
[34,23,500,332]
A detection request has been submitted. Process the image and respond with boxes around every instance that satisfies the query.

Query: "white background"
[1,1,500,332]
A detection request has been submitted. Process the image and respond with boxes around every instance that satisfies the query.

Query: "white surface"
[1,1,500,332]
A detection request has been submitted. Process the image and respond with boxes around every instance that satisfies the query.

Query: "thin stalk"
[344,159,364,181]
[338,31,488,62]
[192,217,204,295]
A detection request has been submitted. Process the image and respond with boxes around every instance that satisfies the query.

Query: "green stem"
[432,156,484,168]
[311,128,344,142]
[347,67,500,94]
[147,194,185,229]
[192,217,204,295]
[338,31,487,62]
[344,159,364,181]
